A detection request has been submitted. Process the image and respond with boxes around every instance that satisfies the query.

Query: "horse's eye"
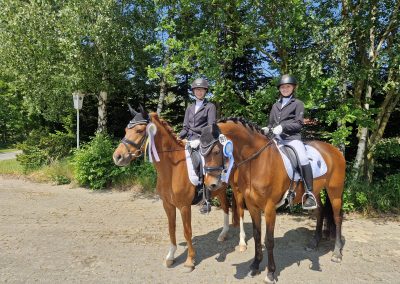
[213,149,220,155]
[135,128,144,134]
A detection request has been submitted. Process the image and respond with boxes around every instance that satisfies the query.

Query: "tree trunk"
[353,84,372,179]
[97,90,107,133]
[156,48,170,115]
[157,79,167,115]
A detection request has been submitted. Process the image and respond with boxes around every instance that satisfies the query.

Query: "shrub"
[373,138,400,178]
[16,129,75,172]
[73,133,125,189]
[32,158,74,185]
[345,173,400,213]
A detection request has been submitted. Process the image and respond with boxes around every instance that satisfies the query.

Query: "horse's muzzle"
[113,153,131,166]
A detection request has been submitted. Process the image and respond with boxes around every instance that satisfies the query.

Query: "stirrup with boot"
[199,185,211,214]
[301,164,318,210]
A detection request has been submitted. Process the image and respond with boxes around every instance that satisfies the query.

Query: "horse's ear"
[211,123,220,139]
[128,104,137,116]
[139,104,149,120]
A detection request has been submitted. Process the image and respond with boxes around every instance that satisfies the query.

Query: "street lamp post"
[72,91,85,149]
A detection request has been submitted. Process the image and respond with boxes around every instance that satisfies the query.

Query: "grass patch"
[0,148,18,153]
[29,159,74,185]
[0,159,24,175]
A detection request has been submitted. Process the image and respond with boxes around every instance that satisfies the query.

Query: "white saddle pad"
[185,148,204,186]
[276,141,327,181]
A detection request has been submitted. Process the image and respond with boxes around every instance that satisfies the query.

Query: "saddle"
[185,141,205,205]
[274,140,327,208]
[279,143,302,176]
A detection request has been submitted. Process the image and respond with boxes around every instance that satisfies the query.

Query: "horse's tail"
[322,189,339,239]
[231,189,240,227]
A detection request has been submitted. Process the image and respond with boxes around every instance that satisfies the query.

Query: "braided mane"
[217,117,265,136]
[150,113,185,146]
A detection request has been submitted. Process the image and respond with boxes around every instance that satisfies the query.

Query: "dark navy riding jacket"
[179,99,216,140]
[267,95,304,140]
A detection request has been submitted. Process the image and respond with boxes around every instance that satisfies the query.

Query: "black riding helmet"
[277,74,297,88]
[191,78,209,90]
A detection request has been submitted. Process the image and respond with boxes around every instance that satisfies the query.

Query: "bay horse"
[112,106,234,271]
[200,119,345,283]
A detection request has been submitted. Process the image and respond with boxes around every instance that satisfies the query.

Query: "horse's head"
[113,104,150,166]
[200,123,231,191]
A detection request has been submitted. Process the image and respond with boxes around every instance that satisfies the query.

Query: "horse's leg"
[263,202,277,284]
[237,192,247,252]
[306,193,323,251]
[328,192,344,263]
[247,207,262,277]
[214,190,230,242]
[162,200,177,267]
[179,205,195,270]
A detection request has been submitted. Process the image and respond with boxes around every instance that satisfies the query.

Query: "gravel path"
[0,176,399,283]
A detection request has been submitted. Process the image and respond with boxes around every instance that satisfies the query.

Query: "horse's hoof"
[164,259,174,268]
[264,272,276,284]
[217,235,226,242]
[247,269,261,278]
[331,253,342,263]
[183,264,195,273]
[239,245,247,252]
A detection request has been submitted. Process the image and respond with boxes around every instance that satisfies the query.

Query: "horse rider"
[179,78,217,214]
[262,74,317,210]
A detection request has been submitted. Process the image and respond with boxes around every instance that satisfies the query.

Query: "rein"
[235,140,274,168]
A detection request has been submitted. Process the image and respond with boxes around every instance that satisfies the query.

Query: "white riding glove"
[188,139,200,149]
[261,127,270,135]
[272,125,283,135]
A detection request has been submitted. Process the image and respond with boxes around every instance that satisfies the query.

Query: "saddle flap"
[275,140,328,181]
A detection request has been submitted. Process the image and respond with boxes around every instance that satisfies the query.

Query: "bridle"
[201,140,228,174]
[120,121,149,158]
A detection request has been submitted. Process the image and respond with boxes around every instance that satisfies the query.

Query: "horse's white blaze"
[239,217,246,246]
[218,212,229,241]
[166,244,177,260]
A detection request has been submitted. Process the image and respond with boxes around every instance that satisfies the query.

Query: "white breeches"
[281,139,309,165]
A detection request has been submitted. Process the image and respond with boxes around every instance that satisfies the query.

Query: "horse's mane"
[150,112,185,146]
[218,117,266,136]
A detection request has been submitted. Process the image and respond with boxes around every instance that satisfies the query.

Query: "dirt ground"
[1,176,399,284]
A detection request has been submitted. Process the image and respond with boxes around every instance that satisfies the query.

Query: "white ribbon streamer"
[146,123,160,163]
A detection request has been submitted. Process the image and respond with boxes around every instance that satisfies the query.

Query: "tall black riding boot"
[301,163,317,210]
[199,186,211,214]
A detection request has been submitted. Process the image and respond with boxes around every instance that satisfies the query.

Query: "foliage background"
[0,0,399,212]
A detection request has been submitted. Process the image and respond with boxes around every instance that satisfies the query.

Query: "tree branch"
[375,0,400,58]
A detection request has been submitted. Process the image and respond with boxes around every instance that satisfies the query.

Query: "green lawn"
[0,148,18,153]
[0,159,24,175]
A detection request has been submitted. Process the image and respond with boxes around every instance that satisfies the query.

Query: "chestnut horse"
[200,119,345,283]
[112,106,234,271]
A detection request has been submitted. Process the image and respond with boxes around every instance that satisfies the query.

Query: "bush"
[345,173,400,213]
[373,137,400,178]
[73,133,126,189]
[16,129,75,172]
[31,159,74,185]
[73,133,157,190]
